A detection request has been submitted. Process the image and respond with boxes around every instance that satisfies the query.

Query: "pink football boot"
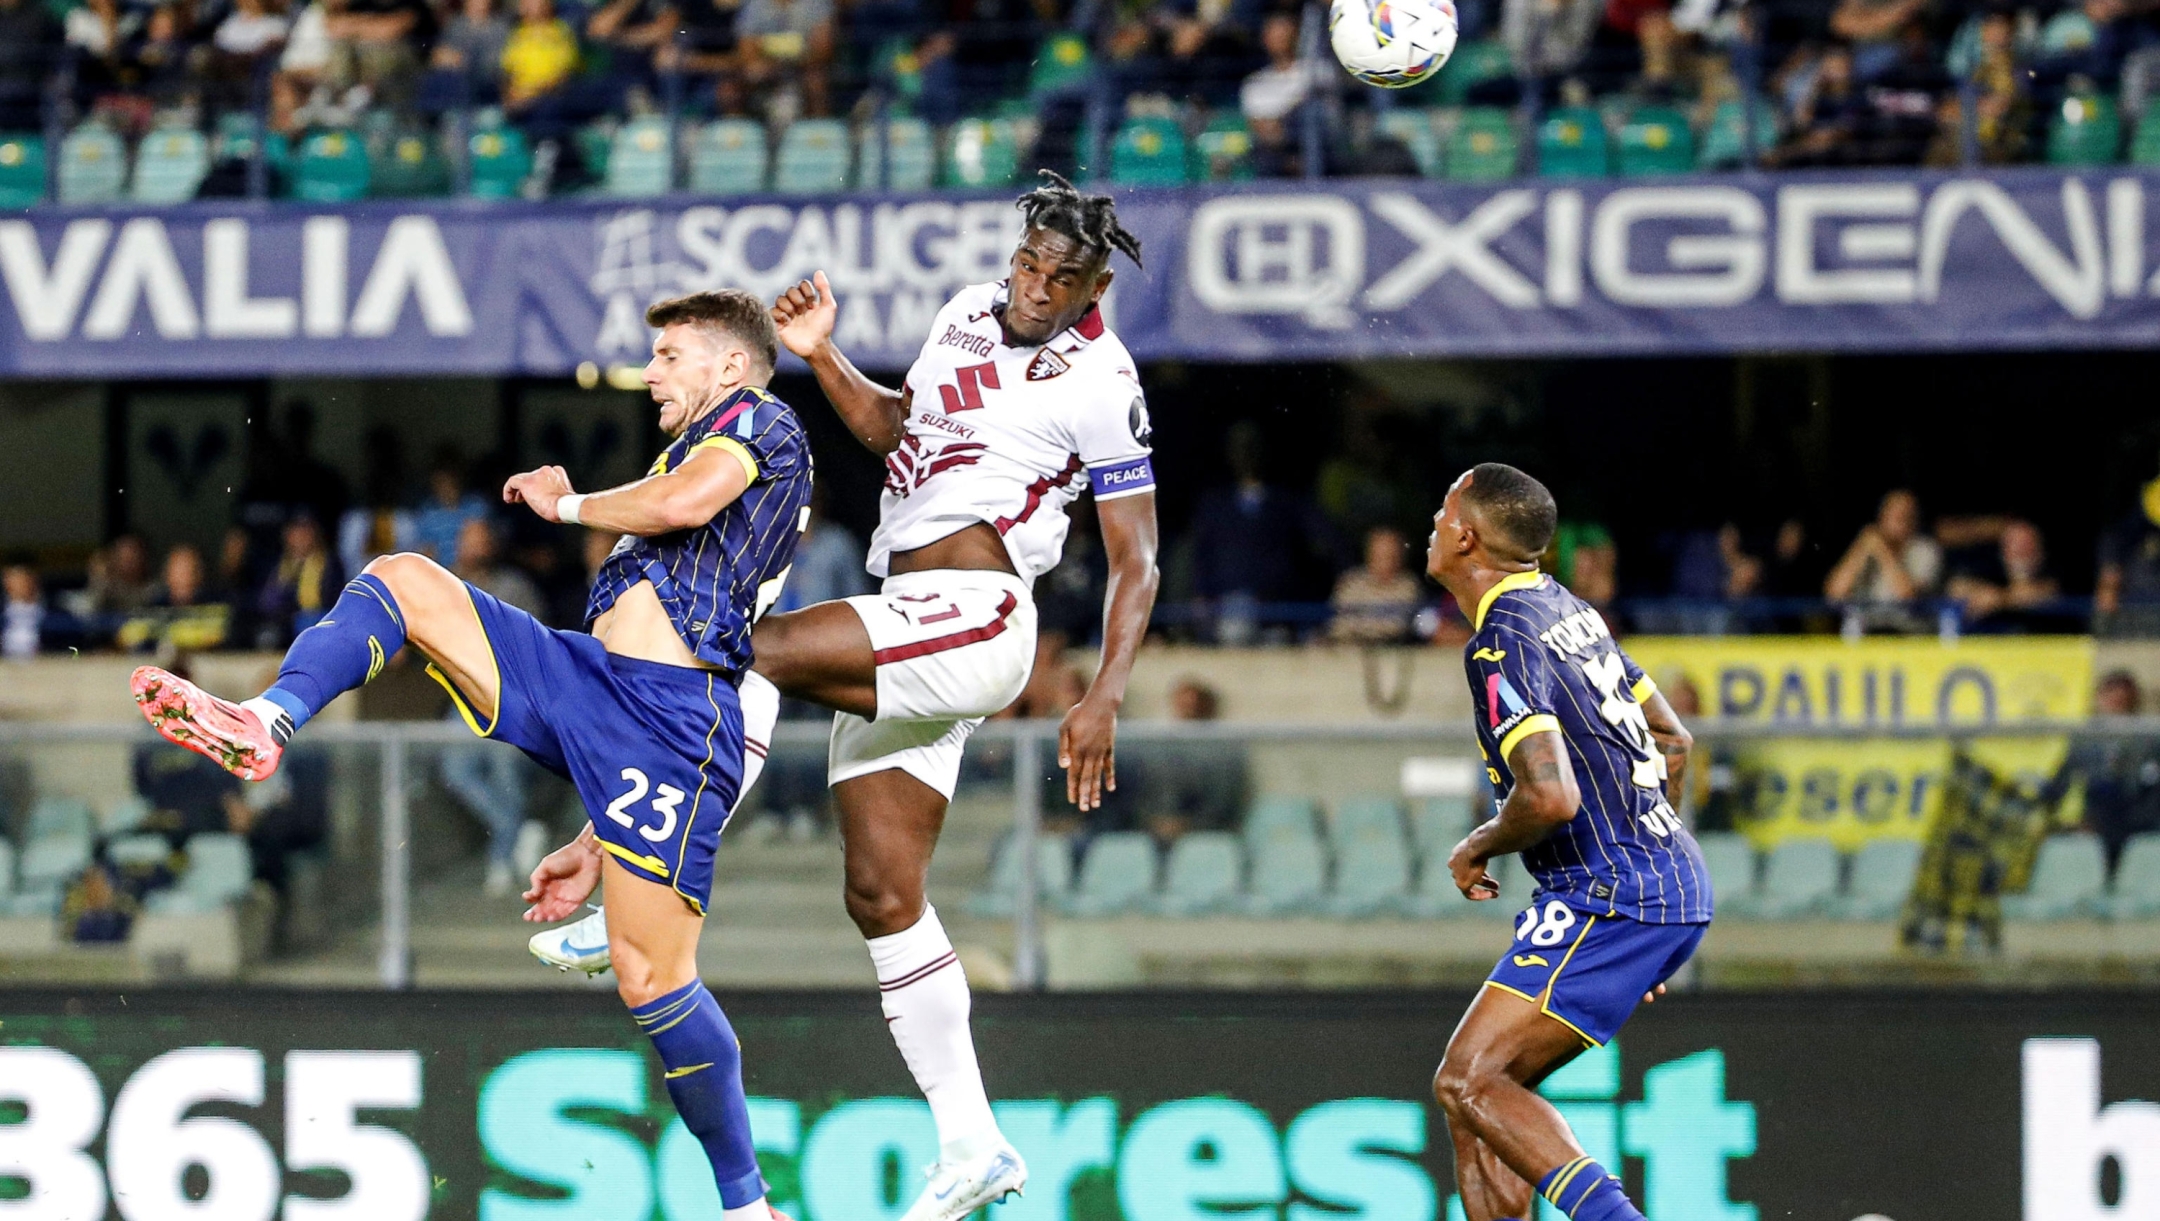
[130,666,284,781]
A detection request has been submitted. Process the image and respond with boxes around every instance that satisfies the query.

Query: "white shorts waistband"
[878,568,1032,600]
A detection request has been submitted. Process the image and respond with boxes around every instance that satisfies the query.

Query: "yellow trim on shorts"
[600,840,672,879]
[1499,714,1562,763]
[688,435,759,484]
[1538,915,1604,1048]
[667,674,723,917]
[1482,979,1541,1005]
[1631,675,1657,703]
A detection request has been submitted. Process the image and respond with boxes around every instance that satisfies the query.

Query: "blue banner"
[3,166,2158,375]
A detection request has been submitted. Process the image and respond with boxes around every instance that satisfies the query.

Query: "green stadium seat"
[1443,107,1519,180]
[1110,115,1188,185]
[0,134,46,207]
[2132,98,2160,165]
[2109,832,2160,919]
[369,128,451,197]
[57,122,126,204]
[292,128,370,201]
[941,117,1022,188]
[1833,838,1921,920]
[574,120,614,183]
[1434,39,1513,105]
[604,116,675,196]
[965,830,1073,917]
[1329,830,1411,917]
[1616,104,1694,174]
[772,118,851,193]
[1696,831,1758,913]
[212,112,290,181]
[1067,831,1157,916]
[1410,794,1478,858]
[1536,105,1609,177]
[1155,831,1242,916]
[129,127,208,202]
[1698,97,1778,169]
[1242,795,1319,846]
[1243,827,1325,915]
[2049,93,2121,165]
[1377,108,1440,176]
[1029,31,1092,97]
[1753,838,1840,918]
[465,124,532,198]
[686,118,767,194]
[854,116,935,190]
[1328,796,1406,848]
[2002,832,2108,920]
[1190,114,1256,181]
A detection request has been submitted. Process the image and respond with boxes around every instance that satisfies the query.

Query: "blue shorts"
[430,583,744,913]
[1484,898,1707,1047]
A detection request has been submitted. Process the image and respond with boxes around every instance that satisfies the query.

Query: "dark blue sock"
[1535,1157,1644,1221]
[632,980,765,1209]
[261,575,407,732]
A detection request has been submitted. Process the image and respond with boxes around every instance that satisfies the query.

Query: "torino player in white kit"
[533,172,1162,1221]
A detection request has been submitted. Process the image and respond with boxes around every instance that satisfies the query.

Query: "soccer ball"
[1328,0,1459,89]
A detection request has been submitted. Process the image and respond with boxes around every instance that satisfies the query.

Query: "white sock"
[865,905,1000,1163]
[239,697,294,745]
[721,1198,768,1221]
[732,671,780,817]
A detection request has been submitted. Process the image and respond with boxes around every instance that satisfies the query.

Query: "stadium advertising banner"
[0,990,2155,1221]
[4,167,2160,375]
[1627,637,2094,848]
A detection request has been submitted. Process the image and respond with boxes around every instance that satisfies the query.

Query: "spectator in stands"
[652,0,747,115]
[274,0,335,129]
[781,489,868,611]
[1330,526,1423,644]
[1946,520,2065,632]
[120,543,234,653]
[501,0,579,112]
[0,0,63,131]
[2097,474,2160,636]
[1763,517,1824,599]
[1546,519,1617,610]
[1829,0,1926,81]
[2,560,44,660]
[453,516,544,614]
[582,0,669,103]
[1773,38,1937,167]
[1137,677,1246,844]
[119,4,202,115]
[1239,11,1318,177]
[2054,670,2160,877]
[1502,0,1603,93]
[338,428,416,583]
[89,533,157,616]
[136,731,250,847]
[734,0,836,117]
[325,0,433,111]
[412,451,490,566]
[65,0,141,110]
[256,513,342,643]
[1825,488,1942,630]
[1931,4,2030,165]
[1662,522,1760,633]
[1189,420,1341,643]
[1594,0,1679,94]
[2033,0,2142,92]
[428,0,511,105]
[205,0,293,110]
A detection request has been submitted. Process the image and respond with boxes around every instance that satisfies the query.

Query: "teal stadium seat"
[605,116,675,196]
[1834,838,1921,920]
[106,833,171,868]
[2110,832,2160,919]
[1111,115,1188,186]
[29,797,93,840]
[1156,832,1243,916]
[854,117,935,190]
[2050,93,2122,165]
[773,118,851,193]
[687,119,767,195]
[1190,115,1255,182]
[1537,105,1609,177]
[2132,98,2160,165]
[1411,794,1479,858]
[1616,105,1695,175]
[1029,32,1092,98]
[1329,830,1411,917]
[1444,108,1519,181]
[1698,97,1778,169]
[1752,838,1840,917]
[1329,796,1407,847]
[130,128,209,202]
[369,128,451,197]
[942,118,1022,189]
[0,134,43,206]
[1243,827,1327,915]
[2003,832,2109,920]
[292,128,370,201]
[1067,831,1157,916]
[1695,831,1758,914]
[465,125,532,198]
[100,794,151,837]
[16,832,91,910]
[1242,795,1319,847]
[147,832,254,914]
[58,123,127,203]
[1377,108,1440,176]
[965,830,1072,917]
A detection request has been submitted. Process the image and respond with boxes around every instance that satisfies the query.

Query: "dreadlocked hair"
[1015,170,1145,270]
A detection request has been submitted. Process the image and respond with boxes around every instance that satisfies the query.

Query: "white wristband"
[557,493,587,526]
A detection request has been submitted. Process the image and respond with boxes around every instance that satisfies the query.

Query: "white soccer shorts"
[828,568,1036,799]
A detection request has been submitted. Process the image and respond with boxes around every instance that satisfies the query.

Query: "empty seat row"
[1378,100,1775,182]
[0,794,254,918]
[1698,833,1921,921]
[2002,831,2160,921]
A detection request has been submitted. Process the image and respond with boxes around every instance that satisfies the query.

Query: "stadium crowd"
[5,0,2160,199]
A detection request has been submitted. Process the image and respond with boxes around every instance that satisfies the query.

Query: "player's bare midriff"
[888,521,1018,578]
[589,579,719,671]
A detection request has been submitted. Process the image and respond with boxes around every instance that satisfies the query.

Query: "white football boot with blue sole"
[899,1143,1027,1221]
[529,906,612,975]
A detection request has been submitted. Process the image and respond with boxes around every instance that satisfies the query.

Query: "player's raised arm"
[1638,687,1692,802]
[1448,729,1582,899]
[1060,491,1160,811]
[772,271,910,455]
[504,445,752,536]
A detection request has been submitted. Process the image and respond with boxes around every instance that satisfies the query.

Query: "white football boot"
[898,1142,1027,1221]
[529,906,612,975]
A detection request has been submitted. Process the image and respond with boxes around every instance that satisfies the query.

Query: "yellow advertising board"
[1625,637,2094,849]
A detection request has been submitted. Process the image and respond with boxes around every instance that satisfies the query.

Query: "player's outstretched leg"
[605,853,781,1221]
[1434,988,1645,1221]
[838,769,1026,1221]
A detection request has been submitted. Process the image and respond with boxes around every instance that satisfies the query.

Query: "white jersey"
[868,280,1156,582]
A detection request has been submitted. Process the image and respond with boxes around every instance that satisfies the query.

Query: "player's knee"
[842,875,922,938]
[364,552,450,609]
[1431,1055,1487,1117]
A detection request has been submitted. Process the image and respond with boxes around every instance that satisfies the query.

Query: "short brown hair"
[645,290,779,378]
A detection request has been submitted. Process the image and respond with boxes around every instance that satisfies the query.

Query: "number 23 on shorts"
[605,767,687,843]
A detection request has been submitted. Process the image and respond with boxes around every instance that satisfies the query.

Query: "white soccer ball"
[1328,0,1459,89]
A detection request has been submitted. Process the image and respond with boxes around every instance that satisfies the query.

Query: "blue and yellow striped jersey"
[1466,571,1714,924]
[586,386,813,673]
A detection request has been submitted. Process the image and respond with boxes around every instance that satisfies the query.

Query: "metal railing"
[3,715,2154,990]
